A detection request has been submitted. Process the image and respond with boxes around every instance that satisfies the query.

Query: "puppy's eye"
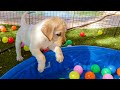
[56,33,61,36]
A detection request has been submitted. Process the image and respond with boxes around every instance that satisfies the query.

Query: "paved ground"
[0,11,120,29]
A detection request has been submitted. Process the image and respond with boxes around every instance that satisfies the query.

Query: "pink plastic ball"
[73,65,83,74]
[0,26,5,29]
[21,42,24,48]
[102,74,113,79]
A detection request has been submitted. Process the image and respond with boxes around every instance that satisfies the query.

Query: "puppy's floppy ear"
[41,23,54,41]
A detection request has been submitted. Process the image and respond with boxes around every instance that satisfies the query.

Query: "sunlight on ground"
[96,37,119,45]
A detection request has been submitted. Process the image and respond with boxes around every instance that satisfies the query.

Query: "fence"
[0,11,120,29]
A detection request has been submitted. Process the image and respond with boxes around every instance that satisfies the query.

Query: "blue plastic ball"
[107,65,116,74]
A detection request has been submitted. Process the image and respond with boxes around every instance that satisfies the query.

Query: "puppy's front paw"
[16,56,24,61]
[56,54,64,63]
[38,63,45,73]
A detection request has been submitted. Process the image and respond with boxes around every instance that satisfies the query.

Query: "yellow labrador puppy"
[15,11,67,72]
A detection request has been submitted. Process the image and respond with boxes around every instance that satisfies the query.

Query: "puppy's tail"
[20,11,29,26]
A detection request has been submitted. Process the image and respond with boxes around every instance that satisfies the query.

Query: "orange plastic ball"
[85,71,96,79]
[11,26,17,30]
[117,68,120,76]
[1,27,7,32]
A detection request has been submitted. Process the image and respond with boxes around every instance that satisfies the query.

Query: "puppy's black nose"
[62,37,66,44]
[62,40,66,45]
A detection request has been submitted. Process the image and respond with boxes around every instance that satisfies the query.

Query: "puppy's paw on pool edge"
[16,56,24,61]
[56,54,64,63]
[37,63,45,73]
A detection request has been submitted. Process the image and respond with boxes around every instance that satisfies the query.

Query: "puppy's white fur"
[15,11,67,72]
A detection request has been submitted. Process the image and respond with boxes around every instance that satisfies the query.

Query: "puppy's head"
[41,17,67,46]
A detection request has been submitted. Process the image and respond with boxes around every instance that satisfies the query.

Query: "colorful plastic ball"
[98,30,103,35]
[62,43,67,47]
[102,74,113,79]
[107,65,116,74]
[0,26,5,29]
[117,68,120,76]
[8,37,14,44]
[85,71,96,79]
[73,65,83,74]
[66,40,72,45]
[42,48,49,52]
[21,42,24,48]
[69,71,80,79]
[91,64,100,73]
[23,45,29,51]
[11,25,17,30]
[62,40,72,47]
[1,27,7,32]
[2,37,8,43]
[101,68,111,76]
[80,32,85,37]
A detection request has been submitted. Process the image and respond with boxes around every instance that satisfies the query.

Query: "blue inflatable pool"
[1,45,120,79]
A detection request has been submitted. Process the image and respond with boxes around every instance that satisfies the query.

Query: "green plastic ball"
[23,45,29,51]
[2,37,8,43]
[69,71,80,79]
[101,68,111,76]
[62,43,67,47]
[66,40,72,45]
[62,40,72,47]
[91,64,100,73]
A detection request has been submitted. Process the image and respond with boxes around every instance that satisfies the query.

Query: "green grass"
[66,27,120,50]
[0,24,120,77]
[0,24,32,76]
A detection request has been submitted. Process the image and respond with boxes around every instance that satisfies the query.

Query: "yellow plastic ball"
[98,30,103,35]
[69,71,80,79]
[23,45,29,51]
[2,37,8,43]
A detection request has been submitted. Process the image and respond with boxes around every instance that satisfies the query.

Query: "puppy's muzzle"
[62,38,66,45]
